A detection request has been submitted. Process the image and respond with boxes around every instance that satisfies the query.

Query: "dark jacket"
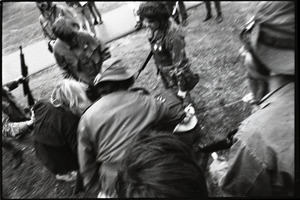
[33,100,80,174]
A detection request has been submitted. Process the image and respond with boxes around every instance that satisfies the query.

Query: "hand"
[242,92,255,104]
[16,75,26,84]
[93,73,102,85]
[183,104,195,123]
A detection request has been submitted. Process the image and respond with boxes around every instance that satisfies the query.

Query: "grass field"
[2,2,258,198]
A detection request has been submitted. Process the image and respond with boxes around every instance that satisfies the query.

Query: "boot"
[203,14,212,22]
[12,150,23,169]
[216,14,223,23]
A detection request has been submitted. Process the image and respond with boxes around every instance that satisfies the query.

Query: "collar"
[258,81,293,108]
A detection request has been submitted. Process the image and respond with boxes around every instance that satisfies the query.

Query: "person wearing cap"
[77,58,199,197]
[52,16,111,100]
[212,2,295,197]
[137,2,199,105]
[36,2,78,53]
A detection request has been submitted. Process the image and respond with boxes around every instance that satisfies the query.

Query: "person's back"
[217,1,295,196]
[116,133,208,197]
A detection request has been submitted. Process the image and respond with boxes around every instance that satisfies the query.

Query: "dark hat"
[94,58,137,85]
[241,2,294,75]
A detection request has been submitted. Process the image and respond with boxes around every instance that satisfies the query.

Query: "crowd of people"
[2,1,296,198]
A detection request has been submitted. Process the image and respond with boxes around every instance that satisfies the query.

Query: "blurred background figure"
[163,1,188,26]
[87,1,103,25]
[203,1,223,23]
[65,1,99,37]
[116,133,208,198]
[36,1,78,53]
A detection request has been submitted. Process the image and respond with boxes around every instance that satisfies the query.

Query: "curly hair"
[116,133,208,198]
[137,2,171,21]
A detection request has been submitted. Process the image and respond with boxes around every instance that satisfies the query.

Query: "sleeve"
[77,117,98,188]
[39,16,51,43]
[4,80,20,91]
[53,50,79,81]
[2,112,29,137]
[63,113,80,154]
[220,135,272,196]
[167,32,186,70]
[151,92,186,130]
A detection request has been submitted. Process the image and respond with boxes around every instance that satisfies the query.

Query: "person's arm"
[220,134,272,196]
[2,112,34,138]
[53,50,80,81]
[63,113,80,154]
[77,117,99,188]
[167,29,186,71]
[3,76,25,91]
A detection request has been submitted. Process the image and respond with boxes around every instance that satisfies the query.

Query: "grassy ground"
[2,2,258,198]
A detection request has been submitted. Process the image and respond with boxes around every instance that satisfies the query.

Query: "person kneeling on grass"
[2,76,35,169]
[116,133,208,198]
[32,79,92,182]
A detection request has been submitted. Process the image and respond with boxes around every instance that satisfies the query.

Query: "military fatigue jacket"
[149,18,197,91]
[221,82,295,197]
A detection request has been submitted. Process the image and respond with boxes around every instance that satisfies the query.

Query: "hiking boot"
[216,15,223,23]
[12,150,23,169]
[203,14,212,22]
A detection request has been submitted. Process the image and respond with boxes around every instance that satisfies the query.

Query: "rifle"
[135,51,153,79]
[197,129,238,153]
[19,46,35,107]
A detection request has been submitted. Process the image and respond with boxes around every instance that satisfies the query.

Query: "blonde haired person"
[32,79,92,182]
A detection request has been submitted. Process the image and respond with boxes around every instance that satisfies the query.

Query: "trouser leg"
[178,1,187,20]
[204,1,212,16]
[214,1,222,16]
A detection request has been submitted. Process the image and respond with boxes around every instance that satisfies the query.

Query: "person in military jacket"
[138,2,199,104]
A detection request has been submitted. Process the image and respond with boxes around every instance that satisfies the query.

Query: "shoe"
[216,15,223,23]
[99,20,103,25]
[56,171,77,182]
[12,150,23,169]
[94,20,98,25]
[203,14,212,22]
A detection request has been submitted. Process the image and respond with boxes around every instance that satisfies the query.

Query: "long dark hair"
[116,133,208,198]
